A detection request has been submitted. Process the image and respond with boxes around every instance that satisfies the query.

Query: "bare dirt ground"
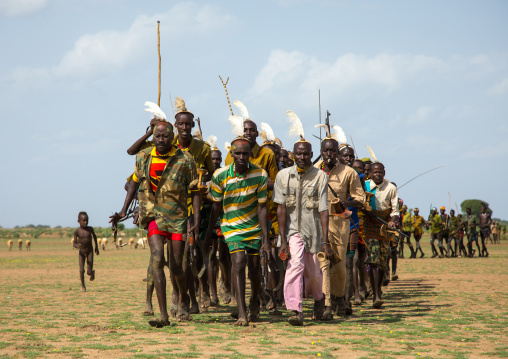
[0,236,506,358]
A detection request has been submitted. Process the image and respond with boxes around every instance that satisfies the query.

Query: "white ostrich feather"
[233,100,250,121]
[228,115,244,136]
[366,145,378,163]
[314,124,330,138]
[193,129,203,141]
[287,110,304,139]
[207,135,218,149]
[224,142,231,153]
[144,101,166,120]
[260,122,275,142]
[331,125,347,144]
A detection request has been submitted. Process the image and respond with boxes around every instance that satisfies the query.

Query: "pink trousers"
[283,233,323,312]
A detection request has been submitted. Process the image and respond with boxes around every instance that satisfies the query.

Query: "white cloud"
[10,3,237,84]
[0,0,51,16]
[249,50,508,104]
[487,77,508,96]
[249,50,450,104]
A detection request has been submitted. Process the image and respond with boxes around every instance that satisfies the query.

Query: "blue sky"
[1,0,507,228]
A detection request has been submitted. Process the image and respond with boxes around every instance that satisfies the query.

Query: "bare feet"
[90,270,95,281]
[234,318,249,326]
[143,303,154,316]
[81,286,86,292]
[189,303,200,314]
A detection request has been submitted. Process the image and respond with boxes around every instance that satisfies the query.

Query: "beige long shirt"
[315,160,366,209]
[273,165,329,254]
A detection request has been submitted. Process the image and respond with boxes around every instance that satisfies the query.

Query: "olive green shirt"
[134,146,198,233]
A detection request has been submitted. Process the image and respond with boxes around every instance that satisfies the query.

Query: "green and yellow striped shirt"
[208,162,268,246]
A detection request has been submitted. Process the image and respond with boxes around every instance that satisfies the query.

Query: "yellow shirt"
[172,137,214,216]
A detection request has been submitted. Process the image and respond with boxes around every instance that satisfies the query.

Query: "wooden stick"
[350,135,358,159]
[157,21,161,107]
[219,75,234,115]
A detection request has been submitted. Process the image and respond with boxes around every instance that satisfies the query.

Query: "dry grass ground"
[0,234,507,358]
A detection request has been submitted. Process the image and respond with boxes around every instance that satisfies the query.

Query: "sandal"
[288,312,304,326]
[321,307,333,321]
[373,300,384,309]
[148,318,170,328]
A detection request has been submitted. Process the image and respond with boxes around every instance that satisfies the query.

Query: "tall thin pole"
[157,21,161,107]
[318,89,322,140]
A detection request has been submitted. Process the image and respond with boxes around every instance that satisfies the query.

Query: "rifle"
[312,110,331,164]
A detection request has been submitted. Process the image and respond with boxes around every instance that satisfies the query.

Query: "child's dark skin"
[73,213,99,292]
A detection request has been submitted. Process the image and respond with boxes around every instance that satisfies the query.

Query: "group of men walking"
[110,98,498,328]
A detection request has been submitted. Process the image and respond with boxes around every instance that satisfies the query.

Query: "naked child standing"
[73,211,99,292]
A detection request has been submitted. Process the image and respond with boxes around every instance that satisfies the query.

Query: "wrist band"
[321,242,329,246]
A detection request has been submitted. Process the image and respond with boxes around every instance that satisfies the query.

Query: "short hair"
[155,121,174,133]
[370,162,385,170]
[78,211,88,218]
[231,138,250,154]
[175,111,194,120]
[466,207,471,211]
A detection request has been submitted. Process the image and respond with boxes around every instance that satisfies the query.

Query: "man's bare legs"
[167,238,191,320]
[207,236,219,306]
[147,234,170,326]
[230,251,261,325]
[218,241,233,304]
[144,256,154,315]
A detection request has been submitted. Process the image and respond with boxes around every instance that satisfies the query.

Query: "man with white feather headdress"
[314,124,365,318]
[225,101,279,191]
[224,102,280,311]
[274,111,331,326]
[170,96,216,312]
[111,101,200,327]
[259,122,284,313]
[205,135,270,326]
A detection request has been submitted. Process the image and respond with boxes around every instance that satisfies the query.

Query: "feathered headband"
[233,100,250,121]
[260,122,276,146]
[228,115,244,136]
[144,101,167,120]
[274,137,283,148]
[287,110,309,144]
[230,136,251,152]
[365,146,378,163]
[314,124,347,145]
[174,96,193,117]
[207,135,219,151]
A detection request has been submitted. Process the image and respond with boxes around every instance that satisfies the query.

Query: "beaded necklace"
[233,164,249,180]
[176,138,190,151]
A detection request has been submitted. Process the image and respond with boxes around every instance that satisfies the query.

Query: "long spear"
[157,21,161,106]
